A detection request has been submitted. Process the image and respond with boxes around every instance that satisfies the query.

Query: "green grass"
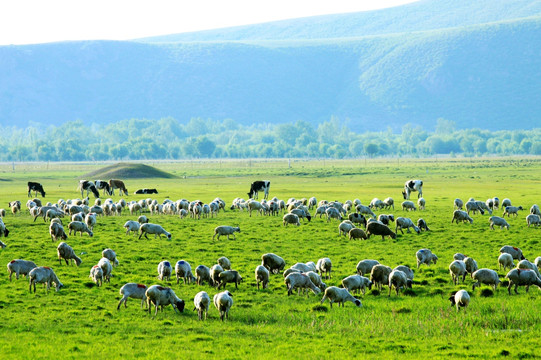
[0,158,540,359]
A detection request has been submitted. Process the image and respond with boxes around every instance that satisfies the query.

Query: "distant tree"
[194,137,216,158]
[364,143,379,158]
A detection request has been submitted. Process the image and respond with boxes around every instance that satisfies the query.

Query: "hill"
[81,163,176,179]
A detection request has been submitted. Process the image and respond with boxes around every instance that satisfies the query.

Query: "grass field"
[0,158,540,359]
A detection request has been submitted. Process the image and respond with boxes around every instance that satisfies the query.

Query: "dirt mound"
[81,163,176,179]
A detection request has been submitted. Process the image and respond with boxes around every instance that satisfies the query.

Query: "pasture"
[0,158,540,359]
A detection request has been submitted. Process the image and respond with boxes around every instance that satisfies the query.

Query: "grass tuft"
[311,305,328,312]
[480,289,494,297]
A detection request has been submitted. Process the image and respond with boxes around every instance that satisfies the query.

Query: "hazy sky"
[0,0,418,45]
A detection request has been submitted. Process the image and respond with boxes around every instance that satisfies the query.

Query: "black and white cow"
[94,180,111,196]
[247,180,270,200]
[109,179,128,196]
[402,180,423,200]
[134,189,158,194]
[27,182,46,197]
[79,180,100,198]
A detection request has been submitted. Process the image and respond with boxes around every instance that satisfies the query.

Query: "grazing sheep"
[517,259,541,278]
[146,285,185,316]
[28,266,63,293]
[283,268,301,278]
[316,257,332,279]
[284,272,321,296]
[7,259,37,281]
[57,242,82,266]
[505,268,541,295]
[393,265,414,280]
[501,198,512,208]
[463,257,478,277]
[383,197,394,210]
[449,260,467,285]
[308,197,317,210]
[416,249,438,269]
[45,209,65,222]
[213,291,233,321]
[377,214,395,226]
[217,270,243,289]
[452,210,473,224]
[290,208,311,222]
[306,271,326,291]
[213,226,241,240]
[123,220,140,235]
[454,198,464,210]
[498,253,514,271]
[356,259,380,276]
[338,220,356,236]
[283,213,301,226]
[366,222,396,240]
[138,223,171,240]
[261,253,286,274]
[49,221,68,242]
[210,264,224,286]
[102,248,119,267]
[465,200,485,215]
[98,257,113,283]
[417,218,430,231]
[348,228,367,241]
[325,207,343,222]
[348,213,367,227]
[71,212,84,222]
[499,245,525,260]
[395,217,420,234]
[388,269,413,296]
[320,286,361,308]
[255,265,270,289]
[117,283,147,310]
[401,201,417,211]
[526,214,541,227]
[193,291,211,320]
[291,262,317,273]
[369,198,384,210]
[195,265,211,286]
[370,264,392,291]
[449,290,470,311]
[157,261,172,281]
[84,213,97,231]
[503,206,523,217]
[217,256,231,270]
[530,204,541,216]
[356,204,376,219]
[315,205,328,218]
[137,215,149,224]
[472,269,500,291]
[68,221,93,237]
[342,274,372,295]
[89,265,104,287]
[453,253,466,261]
[417,197,426,210]
[175,260,196,284]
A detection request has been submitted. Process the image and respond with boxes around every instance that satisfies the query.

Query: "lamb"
[401,201,417,211]
[366,222,396,240]
[283,213,301,226]
[388,269,413,296]
[284,272,321,296]
[383,197,394,210]
[28,266,63,293]
[210,264,224,286]
[56,242,82,266]
[316,257,332,279]
[306,271,326,291]
[195,265,211,285]
[449,260,467,285]
[117,283,148,310]
[417,218,430,231]
[356,204,376,219]
[7,259,37,281]
[370,264,392,291]
[530,204,541,216]
[101,248,119,267]
[501,198,512,208]
[452,210,473,224]
[146,285,185,316]
[348,213,367,227]
[356,259,380,276]
[505,268,541,294]
[85,213,97,231]
[255,265,270,289]
[68,221,94,237]
[261,253,286,274]
[417,197,426,211]
[348,228,368,240]
[320,286,361,308]
[217,270,243,289]
[98,257,113,283]
[193,291,211,320]
[526,214,541,227]
[138,223,171,240]
[213,226,241,240]
[416,249,438,269]
[454,198,464,210]
[89,265,104,287]
[393,265,414,280]
[472,268,500,290]
[395,217,420,234]
[123,220,140,235]
[214,291,233,321]
[503,206,523,217]
[175,260,196,284]
[377,214,394,226]
[498,253,514,271]
[342,274,372,295]
[449,290,470,311]
[217,256,231,270]
[157,261,172,281]
[499,245,525,260]
[49,221,68,242]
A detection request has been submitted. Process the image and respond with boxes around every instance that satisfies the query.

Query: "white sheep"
[325,207,343,222]
[501,198,512,208]
[395,217,420,234]
[306,271,326,291]
[356,259,380,276]
[417,218,430,231]
[195,265,211,286]
[377,214,394,226]
[283,268,301,278]
[57,242,82,266]
[255,265,270,290]
[193,291,211,320]
[217,256,231,270]
[157,261,172,281]
[261,253,285,274]
[284,272,321,296]
[175,260,196,284]
[449,290,470,311]
[526,214,541,227]
[417,197,426,210]
[217,270,243,289]
[84,213,97,231]
[370,264,392,291]
[89,265,104,287]
[291,262,317,273]
[498,253,514,271]
[369,198,384,210]
[499,245,525,260]
[68,221,94,237]
[49,221,68,242]
[356,204,376,219]
[465,200,485,215]
[98,257,113,283]
[388,269,412,296]
[210,264,224,286]
[472,268,500,291]
[283,213,301,226]
[316,257,332,279]
[7,259,37,281]
[505,268,541,295]
[393,265,414,281]
[401,201,417,211]
[530,204,541,216]
[213,291,233,321]
[308,197,317,210]
[146,285,185,315]
[449,260,467,285]
[383,197,394,210]
[102,248,119,267]
[517,259,541,278]
[341,274,372,295]
[320,286,361,308]
[452,210,473,224]
[503,206,523,217]
[213,226,241,240]
[338,220,355,236]
[117,283,148,310]
[453,253,466,261]
[138,223,171,240]
[123,220,140,235]
[463,257,478,277]
[416,249,438,269]
[28,266,63,293]
[454,198,464,210]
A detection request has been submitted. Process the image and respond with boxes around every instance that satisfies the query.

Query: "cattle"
[27,182,45,197]
[402,180,423,200]
[78,180,100,198]
[94,180,111,196]
[247,181,270,200]
[109,179,128,196]
[134,188,158,195]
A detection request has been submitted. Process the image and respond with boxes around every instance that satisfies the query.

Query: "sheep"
[308,197,317,210]
[212,226,241,240]
[526,214,541,227]
[388,269,413,296]
[505,268,541,295]
[449,260,467,285]
[517,259,541,278]
[452,210,473,224]
[290,208,311,222]
[503,206,523,217]
[342,274,372,295]
[449,290,470,311]
[348,228,367,241]
[348,213,367,227]
[356,259,380,276]
[255,265,270,290]
[325,207,343,222]
[217,270,243,289]
[356,204,376,219]
[123,220,140,235]
[393,265,414,281]
[246,200,264,217]
[210,264,224,286]
[366,222,396,240]
[465,200,485,215]
[338,220,355,236]
[84,213,97,232]
[89,265,104,287]
[315,205,328,218]
[71,212,84,222]
[117,283,148,310]
[453,253,466,261]
[217,256,231,270]
[417,197,426,210]
[417,218,430,231]
[283,213,301,226]
[472,268,500,291]
[261,253,285,274]
[194,265,211,286]
[416,249,438,269]
[129,202,142,215]
[49,221,68,242]
[213,291,233,321]
[306,271,326,291]
[291,262,317,273]
[138,223,171,240]
[498,253,514,271]
[499,245,525,261]
[284,272,321,296]
[530,204,541,216]
[7,259,37,281]
[45,208,64,222]
[100,248,118,267]
[175,260,196,284]
[316,257,332,279]
[68,221,93,237]
[56,242,82,266]
[283,268,301,278]
[320,286,361,308]
[33,206,57,222]
[156,261,172,281]
[454,198,464,210]
[369,198,384,210]
[395,217,420,234]
[501,198,512,208]
[377,214,394,226]
[146,285,185,315]
[383,197,394,210]
[98,257,113,283]
[401,201,417,211]
[29,266,64,293]
[193,291,211,320]
[370,264,392,291]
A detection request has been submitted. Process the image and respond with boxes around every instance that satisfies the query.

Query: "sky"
[0,0,419,45]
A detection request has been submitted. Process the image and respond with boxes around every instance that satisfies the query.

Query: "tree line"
[1,117,540,161]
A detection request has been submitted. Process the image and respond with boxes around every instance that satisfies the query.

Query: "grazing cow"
[109,179,128,196]
[94,180,111,196]
[78,180,100,198]
[27,182,45,197]
[134,188,158,194]
[402,180,423,200]
[247,181,270,200]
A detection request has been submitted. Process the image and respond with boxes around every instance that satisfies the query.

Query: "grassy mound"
[81,163,176,179]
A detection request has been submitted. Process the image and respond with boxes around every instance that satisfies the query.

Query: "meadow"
[0,158,540,359]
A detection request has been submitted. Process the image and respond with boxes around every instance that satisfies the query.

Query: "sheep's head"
[176,299,185,312]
